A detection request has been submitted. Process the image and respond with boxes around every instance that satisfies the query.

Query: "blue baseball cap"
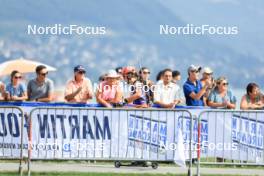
[74,65,86,73]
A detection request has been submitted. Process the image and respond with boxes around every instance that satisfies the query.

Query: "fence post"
[196,114,201,176]
[18,108,24,176]
[188,113,193,176]
[0,106,25,175]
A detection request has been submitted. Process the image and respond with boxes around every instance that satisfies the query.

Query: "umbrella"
[0,57,57,76]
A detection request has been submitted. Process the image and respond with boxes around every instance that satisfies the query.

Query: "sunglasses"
[222,82,229,86]
[205,73,212,75]
[77,71,85,74]
[40,72,48,76]
[143,71,150,74]
[14,76,22,79]
[191,70,199,73]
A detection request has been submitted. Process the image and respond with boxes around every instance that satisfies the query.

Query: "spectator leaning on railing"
[96,70,123,108]
[27,65,54,102]
[64,65,93,103]
[124,72,148,108]
[207,77,236,109]
[183,65,209,106]
[139,67,154,105]
[154,68,182,108]
[5,70,28,101]
[240,83,264,110]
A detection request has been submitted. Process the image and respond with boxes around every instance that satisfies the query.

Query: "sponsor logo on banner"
[128,114,167,154]
[232,114,264,160]
[178,116,208,154]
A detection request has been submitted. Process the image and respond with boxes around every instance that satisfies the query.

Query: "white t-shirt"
[154,82,181,104]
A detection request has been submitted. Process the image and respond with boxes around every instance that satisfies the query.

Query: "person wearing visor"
[183,65,210,106]
[27,65,54,102]
[65,65,93,103]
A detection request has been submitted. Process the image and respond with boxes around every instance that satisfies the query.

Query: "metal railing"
[196,110,264,176]
[27,107,194,176]
[2,103,263,176]
[0,106,25,176]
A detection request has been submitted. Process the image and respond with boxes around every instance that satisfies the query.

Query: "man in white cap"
[200,67,215,106]
[65,65,93,103]
[183,65,210,106]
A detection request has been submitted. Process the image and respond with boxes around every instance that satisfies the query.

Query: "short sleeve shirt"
[98,81,121,102]
[27,78,54,101]
[183,79,204,106]
[6,83,26,97]
[65,77,93,103]
[154,82,181,104]
[208,90,236,104]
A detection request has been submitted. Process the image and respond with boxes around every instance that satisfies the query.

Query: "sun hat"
[203,67,213,74]
[105,70,120,78]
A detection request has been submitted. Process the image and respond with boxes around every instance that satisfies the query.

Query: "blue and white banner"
[1,102,263,164]
[0,107,27,158]
[0,103,188,167]
[196,111,264,163]
[29,109,187,164]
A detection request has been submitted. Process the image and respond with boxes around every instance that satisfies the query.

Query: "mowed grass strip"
[0,172,259,176]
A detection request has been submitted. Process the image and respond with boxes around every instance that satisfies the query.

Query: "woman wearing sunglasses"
[5,70,28,101]
[207,77,236,109]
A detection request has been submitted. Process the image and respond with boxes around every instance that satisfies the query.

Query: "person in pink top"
[96,70,123,108]
[65,65,93,103]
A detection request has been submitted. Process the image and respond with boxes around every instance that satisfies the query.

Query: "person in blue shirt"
[207,77,236,109]
[5,70,28,101]
[183,65,209,106]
